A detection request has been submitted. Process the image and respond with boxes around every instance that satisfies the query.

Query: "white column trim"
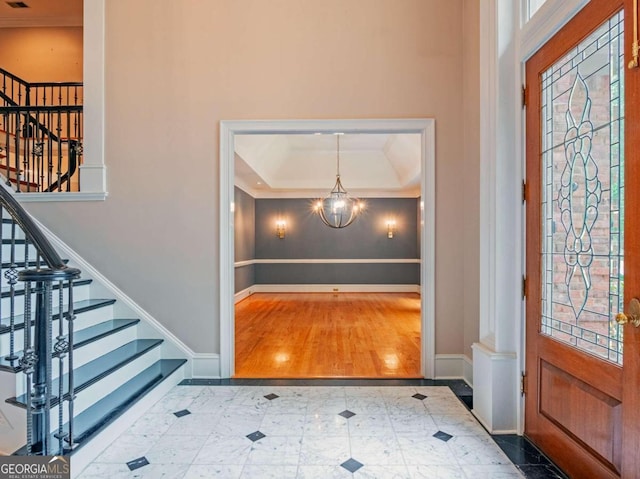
[479,0,498,350]
[81,0,108,196]
[477,0,523,434]
[220,119,436,379]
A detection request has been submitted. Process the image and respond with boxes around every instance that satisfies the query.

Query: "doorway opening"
[220,119,435,379]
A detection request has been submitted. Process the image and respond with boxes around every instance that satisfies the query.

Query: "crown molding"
[0,15,82,28]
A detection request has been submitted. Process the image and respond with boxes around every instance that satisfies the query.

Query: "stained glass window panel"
[540,11,624,364]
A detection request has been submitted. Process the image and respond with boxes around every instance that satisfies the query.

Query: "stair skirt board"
[28,215,197,367]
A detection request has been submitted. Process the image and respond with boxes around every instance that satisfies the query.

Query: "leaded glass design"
[540,11,624,364]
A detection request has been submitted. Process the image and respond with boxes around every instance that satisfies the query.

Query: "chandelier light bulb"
[314,135,364,229]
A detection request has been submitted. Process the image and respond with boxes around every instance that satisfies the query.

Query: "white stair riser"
[47,346,162,428]
[13,327,138,398]
[0,283,90,316]
[0,305,115,352]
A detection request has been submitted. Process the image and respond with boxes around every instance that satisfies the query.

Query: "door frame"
[219,118,435,379]
[524,1,634,476]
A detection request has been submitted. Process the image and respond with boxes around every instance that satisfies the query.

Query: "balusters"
[65,282,76,449]
[4,219,19,360]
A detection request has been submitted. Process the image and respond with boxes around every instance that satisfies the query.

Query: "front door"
[525,0,640,477]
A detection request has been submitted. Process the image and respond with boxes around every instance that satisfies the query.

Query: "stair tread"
[0,298,116,334]
[13,359,187,455]
[69,359,186,446]
[0,318,140,372]
[0,278,91,298]
[7,338,164,407]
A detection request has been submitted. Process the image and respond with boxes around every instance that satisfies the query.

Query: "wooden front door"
[525,0,640,477]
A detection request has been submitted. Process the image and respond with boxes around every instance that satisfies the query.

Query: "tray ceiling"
[234,133,422,198]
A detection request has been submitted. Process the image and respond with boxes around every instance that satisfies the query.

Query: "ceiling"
[0,0,82,28]
[235,133,422,198]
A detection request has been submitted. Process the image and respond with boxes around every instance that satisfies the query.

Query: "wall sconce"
[386,220,396,239]
[276,220,286,239]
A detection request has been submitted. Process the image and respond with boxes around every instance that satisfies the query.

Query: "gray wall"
[234,187,255,292]
[254,197,419,284]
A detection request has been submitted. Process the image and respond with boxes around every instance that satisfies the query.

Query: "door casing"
[219,118,436,379]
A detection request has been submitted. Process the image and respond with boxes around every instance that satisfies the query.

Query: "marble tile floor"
[77,380,565,479]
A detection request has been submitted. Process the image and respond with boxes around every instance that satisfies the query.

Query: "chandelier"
[314,135,364,228]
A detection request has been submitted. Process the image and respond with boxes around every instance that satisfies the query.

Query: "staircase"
[0,186,187,472]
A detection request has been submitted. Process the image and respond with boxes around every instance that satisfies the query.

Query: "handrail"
[0,89,17,106]
[0,67,29,88]
[29,82,83,89]
[0,185,76,272]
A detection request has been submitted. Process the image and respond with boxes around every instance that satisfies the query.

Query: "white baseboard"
[435,354,473,386]
[27,217,199,377]
[192,354,221,378]
[471,411,517,435]
[245,284,420,294]
[235,287,253,304]
[463,354,473,387]
[471,342,518,433]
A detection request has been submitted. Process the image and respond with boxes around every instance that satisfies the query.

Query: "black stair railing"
[0,185,81,455]
[0,68,83,193]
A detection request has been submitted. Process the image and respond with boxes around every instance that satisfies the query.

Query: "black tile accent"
[340,458,364,473]
[178,378,472,387]
[494,435,568,479]
[518,464,568,479]
[173,409,191,418]
[338,410,356,419]
[459,395,473,410]
[126,456,149,471]
[493,435,550,465]
[412,393,427,400]
[433,430,453,442]
[264,393,279,400]
[246,431,266,442]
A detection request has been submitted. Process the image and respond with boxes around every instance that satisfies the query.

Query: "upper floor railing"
[0,68,83,193]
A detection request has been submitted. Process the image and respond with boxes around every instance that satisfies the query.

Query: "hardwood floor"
[234,292,422,378]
